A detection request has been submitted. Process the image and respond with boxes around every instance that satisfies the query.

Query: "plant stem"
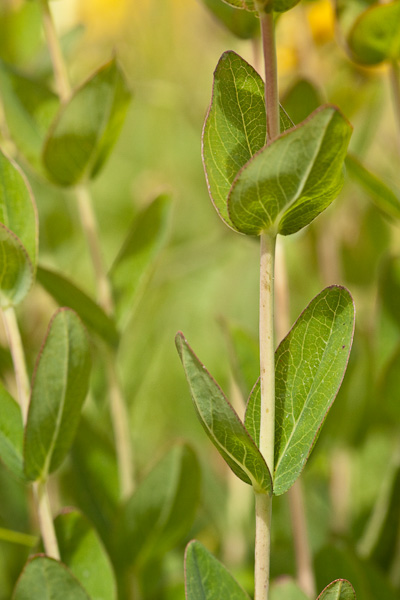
[2,307,30,423]
[0,527,37,547]
[33,481,60,560]
[389,61,400,148]
[259,8,280,141]
[39,0,71,102]
[255,491,273,600]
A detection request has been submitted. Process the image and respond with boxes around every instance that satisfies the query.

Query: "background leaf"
[317,579,356,600]
[185,540,250,600]
[12,556,91,600]
[200,0,259,39]
[228,106,352,236]
[55,510,116,600]
[0,225,34,308]
[176,333,272,494]
[270,579,309,600]
[24,308,91,481]
[0,383,24,480]
[42,58,131,186]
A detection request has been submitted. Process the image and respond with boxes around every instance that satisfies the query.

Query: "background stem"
[39,0,71,102]
[389,61,400,148]
[2,307,30,423]
[33,481,60,560]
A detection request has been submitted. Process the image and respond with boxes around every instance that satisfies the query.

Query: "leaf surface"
[0,225,34,308]
[317,580,356,600]
[24,309,91,481]
[202,51,292,230]
[43,58,131,186]
[348,1,400,65]
[56,510,116,600]
[176,333,272,494]
[200,0,259,39]
[0,383,24,479]
[228,106,352,236]
[37,266,119,348]
[185,540,250,600]
[12,556,90,600]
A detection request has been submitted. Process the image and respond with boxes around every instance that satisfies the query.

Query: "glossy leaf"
[37,266,119,348]
[109,194,171,322]
[228,106,352,236]
[245,287,355,495]
[55,510,117,600]
[0,383,24,479]
[0,61,59,170]
[202,51,293,230]
[114,443,200,570]
[200,0,259,39]
[0,225,34,308]
[0,149,38,270]
[346,154,400,221]
[12,556,90,600]
[43,58,131,186]
[24,308,91,481]
[185,540,250,600]
[317,580,356,600]
[348,1,400,65]
[176,333,272,494]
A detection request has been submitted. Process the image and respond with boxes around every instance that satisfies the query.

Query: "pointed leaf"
[12,556,91,600]
[0,382,24,479]
[0,149,38,270]
[202,51,293,230]
[114,443,201,570]
[348,1,400,65]
[55,510,117,600]
[24,308,91,481]
[273,286,355,495]
[228,106,352,236]
[345,154,400,221]
[200,0,259,39]
[185,540,250,600]
[109,194,171,322]
[176,333,272,494]
[317,579,356,600]
[0,224,34,308]
[37,266,119,348]
[43,58,131,186]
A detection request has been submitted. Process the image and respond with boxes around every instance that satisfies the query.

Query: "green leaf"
[221,319,259,398]
[228,106,352,236]
[12,556,91,600]
[200,0,259,39]
[0,224,34,308]
[185,540,250,600]
[380,255,400,330]
[114,443,201,570]
[270,579,309,600]
[55,510,117,600]
[220,0,300,12]
[0,382,24,480]
[202,51,293,230]
[0,149,38,270]
[176,333,272,494]
[37,266,119,348]
[109,194,171,322]
[43,58,131,187]
[348,1,400,65]
[282,78,322,125]
[345,154,400,221]
[219,0,256,11]
[24,308,91,481]
[317,580,356,600]
[245,287,355,495]
[0,61,59,171]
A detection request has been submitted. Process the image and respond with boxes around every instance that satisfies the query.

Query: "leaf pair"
[0,309,91,483]
[184,540,356,599]
[203,51,352,237]
[177,286,355,496]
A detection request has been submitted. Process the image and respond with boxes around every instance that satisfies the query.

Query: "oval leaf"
[24,308,91,481]
[55,510,117,600]
[114,443,201,570]
[228,106,352,236]
[348,1,400,65]
[37,266,119,348]
[317,579,356,600]
[43,58,131,187]
[12,556,91,600]
[202,51,293,230]
[185,540,250,600]
[0,225,34,308]
[0,382,24,479]
[176,333,272,494]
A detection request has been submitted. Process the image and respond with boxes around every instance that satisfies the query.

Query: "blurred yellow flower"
[307,0,335,45]
[78,0,131,36]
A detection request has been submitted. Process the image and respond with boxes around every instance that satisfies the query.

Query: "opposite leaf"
[228,106,352,236]
[12,556,91,600]
[24,308,91,481]
[0,382,24,479]
[185,540,250,600]
[348,1,400,65]
[317,579,356,600]
[43,58,131,187]
[176,333,272,494]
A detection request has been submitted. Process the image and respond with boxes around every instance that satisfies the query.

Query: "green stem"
[33,480,60,560]
[389,60,400,147]
[259,9,280,141]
